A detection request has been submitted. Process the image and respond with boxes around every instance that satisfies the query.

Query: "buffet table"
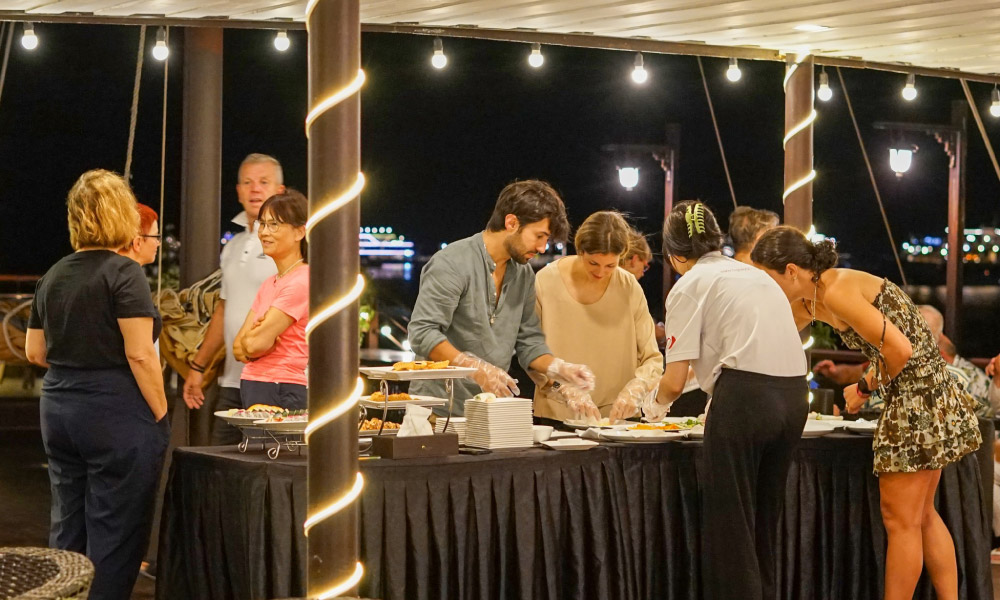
[157,422,994,600]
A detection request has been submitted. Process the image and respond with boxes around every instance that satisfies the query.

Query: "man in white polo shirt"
[182,153,284,444]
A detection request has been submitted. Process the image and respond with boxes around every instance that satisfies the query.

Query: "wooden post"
[783,53,815,232]
[180,27,223,287]
[944,100,967,344]
[306,0,362,597]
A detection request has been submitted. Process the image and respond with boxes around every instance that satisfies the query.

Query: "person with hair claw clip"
[642,201,808,600]
[752,226,981,600]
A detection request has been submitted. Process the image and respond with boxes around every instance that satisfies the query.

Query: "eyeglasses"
[254,219,285,233]
[141,234,161,242]
[641,261,651,273]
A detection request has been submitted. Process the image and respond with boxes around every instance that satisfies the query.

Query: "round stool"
[0,547,94,600]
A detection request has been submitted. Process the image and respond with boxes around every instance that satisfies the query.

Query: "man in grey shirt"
[409,180,599,418]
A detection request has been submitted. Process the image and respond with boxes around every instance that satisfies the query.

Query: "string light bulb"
[274,30,290,52]
[21,22,38,50]
[726,57,742,82]
[431,37,447,69]
[618,167,639,190]
[527,42,544,68]
[817,69,833,102]
[901,73,917,101]
[631,53,648,84]
[990,86,1000,118]
[152,27,169,61]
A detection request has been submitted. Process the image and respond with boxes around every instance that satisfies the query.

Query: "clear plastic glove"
[609,378,649,422]
[640,388,671,422]
[547,357,596,391]
[452,352,520,397]
[558,384,602,423]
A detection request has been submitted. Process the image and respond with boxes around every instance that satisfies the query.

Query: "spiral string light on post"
[782,51,815,232]
[304,0,366,598]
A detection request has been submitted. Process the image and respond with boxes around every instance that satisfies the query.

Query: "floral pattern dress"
[838,279,981,473]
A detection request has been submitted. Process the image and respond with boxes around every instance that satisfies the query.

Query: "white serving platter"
[600,429,688,443]
[359,366,477,380]
[253,419,308,434]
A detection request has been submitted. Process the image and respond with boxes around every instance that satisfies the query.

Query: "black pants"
[211,386,244,445]
[701,369,808,600]
[240,379,307,410]
[40,367,170,600]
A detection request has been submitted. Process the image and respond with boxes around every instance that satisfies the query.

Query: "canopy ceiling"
[3,0,999,76]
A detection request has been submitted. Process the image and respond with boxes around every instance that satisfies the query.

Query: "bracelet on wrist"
[190,360,206,373]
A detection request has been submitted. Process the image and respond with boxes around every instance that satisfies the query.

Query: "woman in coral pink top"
[234,191,309,410]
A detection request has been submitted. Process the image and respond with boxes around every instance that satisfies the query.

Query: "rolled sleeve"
[514,274,550,369]
[632,288,664,386]
[408,255,464,358]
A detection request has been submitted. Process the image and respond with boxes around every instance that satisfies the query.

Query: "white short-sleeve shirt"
[663,252,806,395]
[218,211,278,388]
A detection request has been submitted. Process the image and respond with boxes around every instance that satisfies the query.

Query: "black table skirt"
[158,424,994,600]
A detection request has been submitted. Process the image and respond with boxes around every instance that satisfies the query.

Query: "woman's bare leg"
[880,470,935,600]
[918,469,958,600]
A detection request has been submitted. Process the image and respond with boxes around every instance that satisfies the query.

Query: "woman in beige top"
[533,211,663,422]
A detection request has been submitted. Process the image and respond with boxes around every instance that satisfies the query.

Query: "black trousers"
[211,386,244,445]
[701,369,808,600]
[240,379,307,410]
[40,366,170,600]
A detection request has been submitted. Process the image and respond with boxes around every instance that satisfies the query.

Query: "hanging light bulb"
[816,69,833,102]
[990,86,1000,118]
[631,53,648,84]
[273,30,290,52]
[889,148,913,176]
[618,167,639,190]
[527,42,544,68]
[431,37,447,69]
[152,27,169,61]
[726,57,742,82]
[901,73,917,101]
[21,23,38,50]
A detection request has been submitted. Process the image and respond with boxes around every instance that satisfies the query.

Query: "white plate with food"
[359,417,401,436]
[801,420,841,438]
[360,393,448,409]
[540,438,599,451]
[359,365,477,380]
[845,419,878,434]
[600,429,688,443]
[808,412,844,421]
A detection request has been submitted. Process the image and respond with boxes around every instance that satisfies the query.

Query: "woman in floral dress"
[752,226,981,600]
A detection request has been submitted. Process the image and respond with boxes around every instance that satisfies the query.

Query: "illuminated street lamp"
[618,167,639,190]
[889,148,913,177]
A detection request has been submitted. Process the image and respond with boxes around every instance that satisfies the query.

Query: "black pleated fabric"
[157,421,994,600]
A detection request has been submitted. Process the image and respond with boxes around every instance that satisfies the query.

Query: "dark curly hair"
[750,226,838,281]
[485,180,570,243]
[662,200,725,260]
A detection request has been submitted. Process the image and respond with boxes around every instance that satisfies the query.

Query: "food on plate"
[259,409,308,423]
[808,411,843,421]
[369,391,412,403]
[392,360,450,371]
[245,404,284,414]
[629,418,700,431]
[473,392,497,402]
[360,418,401,431]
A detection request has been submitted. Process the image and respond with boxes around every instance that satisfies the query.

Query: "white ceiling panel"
[2,0,999,75]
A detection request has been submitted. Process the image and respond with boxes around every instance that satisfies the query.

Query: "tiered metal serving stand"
[213,412,307,459]
[358,366,476,437]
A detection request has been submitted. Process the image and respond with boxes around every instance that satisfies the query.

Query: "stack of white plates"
[434,417,467,445]
[464,397,534,449]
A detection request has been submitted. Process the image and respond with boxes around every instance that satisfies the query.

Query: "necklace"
[277,258,304,279]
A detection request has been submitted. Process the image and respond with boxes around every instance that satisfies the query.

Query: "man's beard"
[503,234,532,265]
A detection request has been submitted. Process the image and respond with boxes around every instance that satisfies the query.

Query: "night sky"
[3,23,1000,306]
